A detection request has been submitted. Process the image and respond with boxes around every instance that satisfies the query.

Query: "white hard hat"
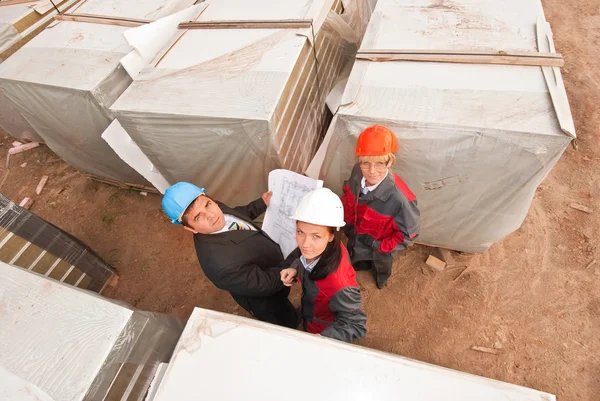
[290,187,346,229]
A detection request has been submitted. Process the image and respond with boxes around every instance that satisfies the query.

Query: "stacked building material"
[0,262,184,401]
[0,0,79,62]
[0,0,198,184]
[307,0,575,252]
[148,308,556,401]
[0,192,116,292]
[104,0,373,204]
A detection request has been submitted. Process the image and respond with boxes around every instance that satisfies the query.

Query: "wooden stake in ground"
[35,175,49,195]
[426,255,446,272]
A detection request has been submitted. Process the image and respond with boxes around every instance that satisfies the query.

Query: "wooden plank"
[31,252,60,274]
[0,234,28,263]
[536,18,576,139]
[178,19,313,30]
[13,243,45,268]
[85,173,160,194]
[54,13,151,27]
[35,175,49,195]
[426,255,446,272]
[47,259,71,280]
[63,266,84,285]
[356,53,565,67]
[437,248,456,267]
[0,0,38,7]
[359,49,563,59]
[76,274,92,289]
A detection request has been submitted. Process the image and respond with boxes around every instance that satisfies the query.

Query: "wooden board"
[85,173,160,193]
[178,19,313,30]
[54,12,151,27]
[356,49,564,67]
[0,0,38,7]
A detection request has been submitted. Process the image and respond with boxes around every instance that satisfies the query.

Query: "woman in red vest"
[280,188,367,343]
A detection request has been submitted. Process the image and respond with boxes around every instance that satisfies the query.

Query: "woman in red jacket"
[280,188,367,343]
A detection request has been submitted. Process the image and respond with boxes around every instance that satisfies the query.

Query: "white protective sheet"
[150,308,556,401]
[105,0,371,204]
[0,262,184,401]
[0,0,197,183]
[307,0,574,253]
[263,169,323,257]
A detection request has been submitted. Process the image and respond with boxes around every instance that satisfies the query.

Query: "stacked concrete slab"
[307,0,575,252]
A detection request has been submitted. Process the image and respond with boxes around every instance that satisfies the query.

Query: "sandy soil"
[0,0,598,398]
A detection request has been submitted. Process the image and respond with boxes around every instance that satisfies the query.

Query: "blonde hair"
[358,153,396,167]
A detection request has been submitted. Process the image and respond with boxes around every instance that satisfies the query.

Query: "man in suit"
[162,182,299,328]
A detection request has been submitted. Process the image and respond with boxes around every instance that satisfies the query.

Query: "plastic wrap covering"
[307,0,574,253]
[0,0,81,61]
[148,308,555,401]
[0,89,41,141]
[0,0,198,184]
[106,0,373,204]
[0,192,114,293]
[0,262,185,401]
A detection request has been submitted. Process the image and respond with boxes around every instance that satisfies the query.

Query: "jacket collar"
[351,164,394,202]
[194,201,262,245]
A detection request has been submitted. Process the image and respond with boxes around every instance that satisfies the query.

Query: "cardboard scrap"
[35,175,49,195]
[426,255,446,271]
[569,203,592,214]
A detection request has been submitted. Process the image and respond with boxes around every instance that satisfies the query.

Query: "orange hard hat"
[355,125,398,156]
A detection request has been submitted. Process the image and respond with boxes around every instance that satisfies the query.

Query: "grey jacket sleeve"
[395,198,420,250]
[373,199,420,252]
[321,287,367,343]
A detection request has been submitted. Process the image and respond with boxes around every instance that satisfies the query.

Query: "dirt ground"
[0,0,599,399]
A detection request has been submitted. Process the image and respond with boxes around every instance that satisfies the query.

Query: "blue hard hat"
[162,182,205,224]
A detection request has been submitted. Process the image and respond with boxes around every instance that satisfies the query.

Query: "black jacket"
[193,198,298,328]
[193,198,284,297]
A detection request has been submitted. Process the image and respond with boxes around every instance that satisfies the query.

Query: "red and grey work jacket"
[291,243,367,343]
[341,164,420,262]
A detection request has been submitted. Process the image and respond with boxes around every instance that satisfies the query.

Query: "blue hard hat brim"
[171,193,205,224]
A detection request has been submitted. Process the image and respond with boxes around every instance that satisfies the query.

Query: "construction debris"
[471,346,502,355]
[584,259,596,271]
[569,203,592,214]
[12,141,22,147]
[18,197,33,209]
[140,191,148,196]
[8,141,39,155]
[20,162,27,168]
[454,266,471,281]
[35,175,49,195]
[426,255,446,272]
[437,248,456,267]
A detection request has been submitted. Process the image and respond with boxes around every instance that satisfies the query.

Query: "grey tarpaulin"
[306,0,575,253]
[0,0,198,184]
[105,0,373,204]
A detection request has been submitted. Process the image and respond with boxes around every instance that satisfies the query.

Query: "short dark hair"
[309,228,343,281]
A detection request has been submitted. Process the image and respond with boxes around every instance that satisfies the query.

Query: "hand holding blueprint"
[262,169,323,258]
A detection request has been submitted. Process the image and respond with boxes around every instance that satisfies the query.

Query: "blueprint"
[263,169,323,258]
